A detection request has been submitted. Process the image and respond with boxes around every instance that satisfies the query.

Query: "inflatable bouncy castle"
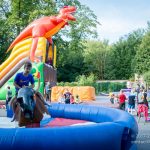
[0,38,57,100]
[0,6,76,100]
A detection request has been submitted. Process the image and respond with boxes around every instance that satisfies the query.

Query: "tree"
[55,1,99,81]
[134,31,150,74]
[7,0,56,37]
[106,29,144,80]
[0,0,99,82]
[83,40,109,80]
[0,19,10,64]
[0,0,56,63]
[0,0,11,63]
[143,71,150,87]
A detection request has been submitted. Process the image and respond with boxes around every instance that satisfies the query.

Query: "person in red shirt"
[118,90,126,110]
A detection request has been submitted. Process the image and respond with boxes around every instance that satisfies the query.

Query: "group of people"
[58,89,82,104]
[110,87,150,114]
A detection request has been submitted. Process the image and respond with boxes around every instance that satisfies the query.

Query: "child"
[11,61,35,122]
[70,95,75,104]
[110,93,115,104]
[6,86,12,105]
[58,93,65,104]
[114,94,118,104]
[75,95,82,104]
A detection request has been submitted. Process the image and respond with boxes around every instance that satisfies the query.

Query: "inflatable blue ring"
[0,104,138,150]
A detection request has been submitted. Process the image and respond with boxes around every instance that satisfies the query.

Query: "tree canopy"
[133,30,150,74]
[0,1,150,82]
[105,29,144,80]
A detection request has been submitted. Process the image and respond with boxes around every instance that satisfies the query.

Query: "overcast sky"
[79,0,150,43]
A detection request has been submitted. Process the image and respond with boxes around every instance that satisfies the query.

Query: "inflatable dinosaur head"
[59,6,76,21]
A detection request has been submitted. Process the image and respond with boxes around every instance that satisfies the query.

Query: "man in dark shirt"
[64,89,72,104]
[11,62,35,122]
[128,94,136,114]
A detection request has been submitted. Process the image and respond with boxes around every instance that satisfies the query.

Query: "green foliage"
[143,71,150,86]
[58,73,96,87]
[97,82,126,93]
[0,19,10,63]
[1,0,150,83]
[58,73,99,94]
[0,0,99,83]
[57,81,78,86]
[55,2,99,82]
[105,29,144,79]
[133,30,150,74]
[7,0,55,36]
[75,73,96,86]
[0,0,11,63]
[83,40,109,80]
[0,0,56,63]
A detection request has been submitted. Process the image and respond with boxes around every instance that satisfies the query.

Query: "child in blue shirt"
[11,62,35,122]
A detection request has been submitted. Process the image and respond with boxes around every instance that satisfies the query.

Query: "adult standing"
[45,82,51,102]
[64,89,72,104]
[128,93,136,114]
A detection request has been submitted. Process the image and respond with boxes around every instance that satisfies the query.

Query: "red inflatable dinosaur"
[7,6,76,62]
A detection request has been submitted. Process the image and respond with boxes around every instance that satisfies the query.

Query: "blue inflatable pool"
[0,104,138,150]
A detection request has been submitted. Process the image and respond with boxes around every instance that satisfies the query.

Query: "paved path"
[135,117,150,150]
[0,117,17,128]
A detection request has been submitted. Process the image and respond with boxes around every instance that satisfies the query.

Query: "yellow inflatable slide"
[0,37,47,88]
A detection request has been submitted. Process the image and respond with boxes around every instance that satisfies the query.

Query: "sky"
[79,0,150,43]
